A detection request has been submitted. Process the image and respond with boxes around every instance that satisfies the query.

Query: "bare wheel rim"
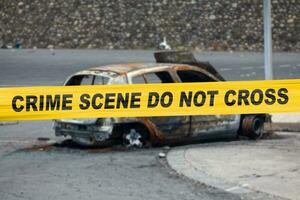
[123,129,144,148]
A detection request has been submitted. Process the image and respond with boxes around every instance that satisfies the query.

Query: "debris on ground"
[158,152,166,158]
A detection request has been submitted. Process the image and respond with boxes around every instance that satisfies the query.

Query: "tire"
[241,115,264,139]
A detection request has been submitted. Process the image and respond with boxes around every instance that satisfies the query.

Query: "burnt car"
[53,51,268,147]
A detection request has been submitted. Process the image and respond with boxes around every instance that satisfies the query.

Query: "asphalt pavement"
[0,121,283,200]
[0,49,299,200]
[0,49,300,86]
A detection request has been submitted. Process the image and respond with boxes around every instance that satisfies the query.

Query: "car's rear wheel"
[241,115,264,139]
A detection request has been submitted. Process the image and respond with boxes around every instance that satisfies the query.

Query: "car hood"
[56,118,98,125]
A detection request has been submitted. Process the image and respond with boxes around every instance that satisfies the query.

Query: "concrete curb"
[267,122,300,132]
[167,147,253,194]
[167,132,300,200]
[271,113,300,123]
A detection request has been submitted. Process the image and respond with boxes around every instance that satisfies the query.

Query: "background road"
[0,49,300,86]
[0,49,298,200]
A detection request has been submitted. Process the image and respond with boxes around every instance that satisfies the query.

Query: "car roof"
[87,63,183,74]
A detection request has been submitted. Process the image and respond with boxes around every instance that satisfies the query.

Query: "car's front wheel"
[122,126,150,148]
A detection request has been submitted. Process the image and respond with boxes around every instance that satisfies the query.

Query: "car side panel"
[171,65,240,139]
[147,116,190,140]
[128,68,191,140]
[190,115,241,139]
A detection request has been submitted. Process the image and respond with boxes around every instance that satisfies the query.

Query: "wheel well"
[113,122,151,140]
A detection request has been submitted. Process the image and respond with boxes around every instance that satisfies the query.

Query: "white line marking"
[279,64,291,68]
[219,68,233,72]
[226,186,240,192]
[241,66,254,70]
[226,184,249,192]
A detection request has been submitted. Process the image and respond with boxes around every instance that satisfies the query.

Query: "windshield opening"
[66,75,110,86]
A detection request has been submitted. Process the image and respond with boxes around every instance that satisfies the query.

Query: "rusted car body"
[53,51,267,146]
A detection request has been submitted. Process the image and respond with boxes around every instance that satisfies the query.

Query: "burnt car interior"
[132,71,174,84]
[155,51,225,81]
[66,75,109,85]
[177,70,215,83]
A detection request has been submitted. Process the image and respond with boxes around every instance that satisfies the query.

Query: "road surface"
[1,49,297,200]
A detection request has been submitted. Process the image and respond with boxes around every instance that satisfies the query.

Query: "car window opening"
[66,75,109,86]
[132,71,174,84]
[177,70,215,83]
[132,75,146,84]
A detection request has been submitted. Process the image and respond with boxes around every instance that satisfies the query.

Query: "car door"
[176,69,238,139]
[131,71,190,140]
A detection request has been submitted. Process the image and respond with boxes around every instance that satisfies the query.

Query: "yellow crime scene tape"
[0,79,299,121]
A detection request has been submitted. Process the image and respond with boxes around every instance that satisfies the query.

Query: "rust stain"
[21,143,53,152]
[19,140,128,153]
[86,146,127,153]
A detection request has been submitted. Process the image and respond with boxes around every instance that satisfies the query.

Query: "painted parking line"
[279,64,291,68]
[241,66,254,70]
[226,183,249,192]
[219,68,233,72]
[220,64,296,72]
[220,66,264,71]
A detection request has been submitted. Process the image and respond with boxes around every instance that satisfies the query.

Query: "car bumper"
[54,121,114,142]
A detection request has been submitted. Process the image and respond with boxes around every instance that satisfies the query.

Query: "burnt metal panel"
[154,51,225,81]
